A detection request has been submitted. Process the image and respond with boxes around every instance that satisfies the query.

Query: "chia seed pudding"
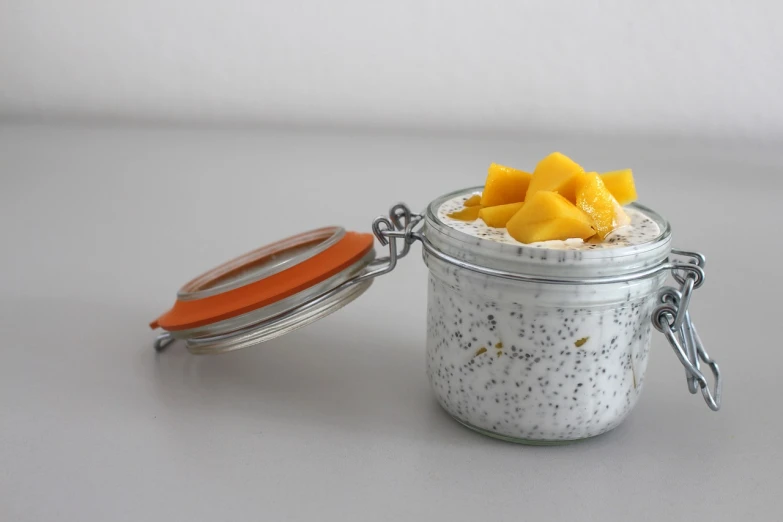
[422,187,672,443]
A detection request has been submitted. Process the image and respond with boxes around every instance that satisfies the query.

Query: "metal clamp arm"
[653,250,721,411]
[351,203,424,283]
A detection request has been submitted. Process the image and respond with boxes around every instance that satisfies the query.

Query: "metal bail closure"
[653,249,722,411]
[151,205,424,355]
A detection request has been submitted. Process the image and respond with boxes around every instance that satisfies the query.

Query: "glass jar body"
[425,257,666,443]
[422,189,672,443]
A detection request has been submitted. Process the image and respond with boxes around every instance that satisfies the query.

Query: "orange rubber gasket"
[151,231,374,331]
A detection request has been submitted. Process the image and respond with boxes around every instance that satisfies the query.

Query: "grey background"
[2,0,783,140]
[1,123,780,521]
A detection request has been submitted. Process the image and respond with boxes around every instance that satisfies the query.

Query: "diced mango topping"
[478,202,525,228]
[447,205,481,221]
[525,152,584,202]
[447,153,639,243]
[599,169,637,205]
[463,194,482,207]
[506,191,595,243]
[574,172,628,239]
[513,190,593,225]
[480,163,532,207]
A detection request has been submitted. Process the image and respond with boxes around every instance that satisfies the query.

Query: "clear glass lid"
[177,227,347,300]
[151,226,376,354]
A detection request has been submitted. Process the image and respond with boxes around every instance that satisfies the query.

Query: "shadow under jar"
[422,187,675,444]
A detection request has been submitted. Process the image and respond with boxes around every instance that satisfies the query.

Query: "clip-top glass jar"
[150,188,721,444]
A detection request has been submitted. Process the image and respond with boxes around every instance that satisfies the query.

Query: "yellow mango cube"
[506,191,595,243]
[463,194,482,207]
[599,169,637,205]
[479,202,525,228]
[508,190,593,225]
[447,206,481,221]
[574,172,628,239]
[525,152,584,202]
[480,163,532,207]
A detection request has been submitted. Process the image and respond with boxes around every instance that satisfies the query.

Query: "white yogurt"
[422,188,671,443]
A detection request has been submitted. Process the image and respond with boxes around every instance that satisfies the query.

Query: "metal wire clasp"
[358,203,424,280]
[653,249,721,411]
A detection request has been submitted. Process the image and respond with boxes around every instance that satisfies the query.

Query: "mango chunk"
[599,169,637,205]
[447,206,481,221]
[463,194,482,207]
[480,163,532,207]
[506,191,595,243]
[574,172,628,239]
[525,152,584,202]
[509,190,593,225]
[479,202,525,228]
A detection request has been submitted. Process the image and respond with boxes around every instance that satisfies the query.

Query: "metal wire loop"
[693,327,721,411]
[390,203,415,257]
[371,216,394,247]
[670,263,705,289]
[354,203,423,283]
[659,287,680,305]
[653,305,677,332]
[658,288,700,392]
[673,276,694,330]
[154,332,175,353]
[652,249,720,411]
[682,311,701,394]
[671,249,706,287]
[389,203,411,232]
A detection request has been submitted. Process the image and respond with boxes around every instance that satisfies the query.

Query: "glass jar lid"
[150,226,376,353]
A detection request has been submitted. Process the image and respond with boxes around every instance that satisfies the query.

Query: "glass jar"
[150,189,721,444]
[421,188,678,443]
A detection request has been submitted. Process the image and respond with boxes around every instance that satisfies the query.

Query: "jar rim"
[427,186,670,257]
[423,186,673,279]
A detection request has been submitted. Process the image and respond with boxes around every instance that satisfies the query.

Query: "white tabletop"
[1,122,779,521]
